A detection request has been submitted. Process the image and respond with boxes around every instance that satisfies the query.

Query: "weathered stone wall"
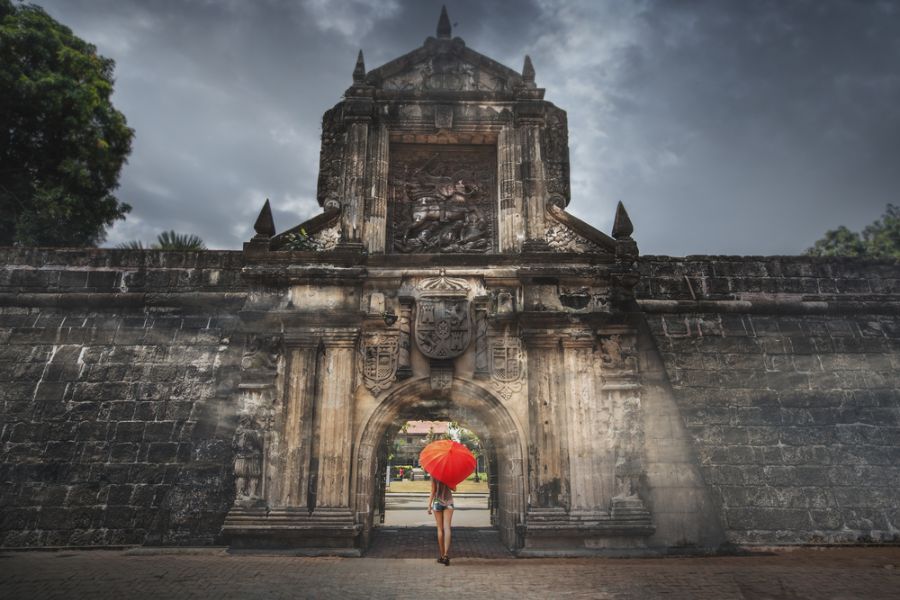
[637,256,900,545]
[2,249,898,549]
[0,249,245,547]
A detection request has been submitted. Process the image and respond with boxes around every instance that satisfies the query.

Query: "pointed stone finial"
[612,201,634,240]
[522,55,535,84]
[353,50,366,84]
[437,5,452,39]
[253,199,275,238]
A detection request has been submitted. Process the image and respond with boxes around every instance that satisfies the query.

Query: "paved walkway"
[1,547,898,599]
[367,526,511,558]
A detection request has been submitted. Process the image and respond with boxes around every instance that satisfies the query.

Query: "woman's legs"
[432,508,445,558]
[442,508,453,558]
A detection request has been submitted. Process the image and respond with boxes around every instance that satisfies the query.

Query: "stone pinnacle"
[612,201,635,240]
[353,50,366,84]
[523,55,535,83]
[437,5,452,39]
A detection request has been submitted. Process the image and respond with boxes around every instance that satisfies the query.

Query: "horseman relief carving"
[389,145,496,253]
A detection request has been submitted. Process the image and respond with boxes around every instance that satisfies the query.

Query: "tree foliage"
[0,0,133,246]
[806,204,900,259]
[117,230,206,251]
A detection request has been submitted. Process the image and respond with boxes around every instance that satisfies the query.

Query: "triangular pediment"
[366,39,526,94]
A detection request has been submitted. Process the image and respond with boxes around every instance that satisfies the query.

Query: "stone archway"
[352,377,527,550]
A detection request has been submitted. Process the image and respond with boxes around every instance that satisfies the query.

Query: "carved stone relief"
[358,330,399,394]
[316,107,345,207]
[234,413,264,506]
[310,224,341,250]
[546,223,603,253]
[389,144,496,254]
[598,333,637,374]
[489,326,524,400]
[542,108,571,202]
[414,297,471,359]
[239,335,282,390]
[382,56,508,93]
[414,272,472,359]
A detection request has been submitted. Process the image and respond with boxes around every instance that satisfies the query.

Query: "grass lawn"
[386,478,489,493]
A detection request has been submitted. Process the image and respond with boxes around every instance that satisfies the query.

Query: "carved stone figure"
[599,334,638,373]
[234,415,263,503]
[241,336,280,372]
[389,145,496,253]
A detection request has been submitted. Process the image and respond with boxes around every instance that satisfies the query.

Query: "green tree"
[117,230,206,251]
[806,204,900,259]
[0,0,133,246]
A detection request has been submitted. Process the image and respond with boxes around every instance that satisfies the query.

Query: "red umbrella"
[419,439,476,490]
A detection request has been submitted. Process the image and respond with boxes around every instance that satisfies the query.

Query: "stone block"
[114,421,145,442]
[724,507,811,530]
[102,506,135,529]
[36,507,69,529]
[108,443,140,463]
[808,509,844,529]
[43,441,77,461]
[1,508,36,530]
[86,271,120,290]
[146,442,179,463]
[105,484,134,506]
[143,421,175,442]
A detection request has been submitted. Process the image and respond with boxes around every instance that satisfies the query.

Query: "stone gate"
[220,9,721,555]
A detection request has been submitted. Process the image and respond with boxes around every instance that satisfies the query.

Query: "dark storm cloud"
[36,0,900,254]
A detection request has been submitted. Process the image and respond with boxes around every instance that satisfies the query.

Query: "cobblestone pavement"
[1,547,898,599]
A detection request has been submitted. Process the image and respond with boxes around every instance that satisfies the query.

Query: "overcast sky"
[36,0,900,256]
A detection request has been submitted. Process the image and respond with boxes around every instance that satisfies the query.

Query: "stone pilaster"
[340,121,369,244]
[522,330,569,509]
[396,297,413,379]
[364,121,389,253]
[275,335,320,508]
[498,125,524,251]
[474,296,490,379]
[313,329,358,509]
[519,122,549,249]
[561,332,607,514]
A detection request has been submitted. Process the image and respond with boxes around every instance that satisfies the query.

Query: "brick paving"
[1,546,898,599]
[366,526,512,558]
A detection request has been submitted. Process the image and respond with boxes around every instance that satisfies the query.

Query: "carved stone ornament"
[389,144,496,254]
[414,271,472,360]
[599,334,636,372]
[381,55,509,93]
[241,336,280,372]
[430,360,454,391]
[310,224,341,251]
[234,414,264,505]
[546,222,603,253]
[489,328,524,400]
[414,297,472,359]
[358,331,400,394]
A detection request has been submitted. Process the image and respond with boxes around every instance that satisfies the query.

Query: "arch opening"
[377,419,491,528]
[353,377,527,550]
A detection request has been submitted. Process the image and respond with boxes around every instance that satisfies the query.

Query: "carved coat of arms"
[489,329,524,399]
[359,332,399,394]
[414,298,471,359]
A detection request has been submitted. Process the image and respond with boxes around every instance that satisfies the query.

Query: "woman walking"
[427,478,454,565]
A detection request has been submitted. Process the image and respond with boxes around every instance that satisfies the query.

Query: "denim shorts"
[432,500,454,511]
